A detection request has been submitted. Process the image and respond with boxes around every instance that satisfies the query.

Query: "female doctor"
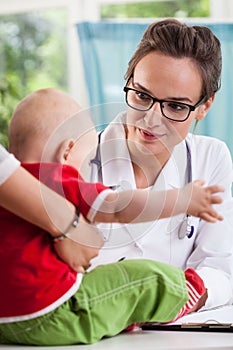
[90,18,233,311]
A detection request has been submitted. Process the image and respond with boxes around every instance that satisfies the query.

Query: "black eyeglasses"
[123,86,206,122]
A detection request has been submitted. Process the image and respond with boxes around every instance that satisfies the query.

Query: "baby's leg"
[168,268,207,322]
[0,259,188,345]
[69,259,188,343]
[125,267,207,332]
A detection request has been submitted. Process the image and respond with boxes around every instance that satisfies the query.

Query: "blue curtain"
[76,21,233,156]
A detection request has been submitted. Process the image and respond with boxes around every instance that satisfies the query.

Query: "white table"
[0,330,233,350]
[1,306,233,350]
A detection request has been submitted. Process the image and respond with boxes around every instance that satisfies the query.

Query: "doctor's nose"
[143,102,163,128]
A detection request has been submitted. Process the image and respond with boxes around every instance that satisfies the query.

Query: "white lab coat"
[89,112,233,310]
[0,145,20,185]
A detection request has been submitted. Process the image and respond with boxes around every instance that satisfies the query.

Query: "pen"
[118,257,126,261]
[181,322,232,329]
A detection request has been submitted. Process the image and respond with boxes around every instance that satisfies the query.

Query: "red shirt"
[0,163,110,320]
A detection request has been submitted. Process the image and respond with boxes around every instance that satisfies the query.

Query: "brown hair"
[125,18,222,99]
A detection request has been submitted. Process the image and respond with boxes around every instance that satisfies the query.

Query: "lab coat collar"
[100,112,188,190]
[161,138,188,190]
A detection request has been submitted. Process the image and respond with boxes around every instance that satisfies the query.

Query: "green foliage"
[0,78,21,148]
[101,0,210,19]
[0,9,68,149]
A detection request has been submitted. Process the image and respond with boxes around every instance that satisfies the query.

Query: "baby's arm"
[92,181,224,224]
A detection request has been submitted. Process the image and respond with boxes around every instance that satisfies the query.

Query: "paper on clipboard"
[172,304,233,325]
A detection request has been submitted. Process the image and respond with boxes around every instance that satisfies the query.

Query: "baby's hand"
[183,180,224,222]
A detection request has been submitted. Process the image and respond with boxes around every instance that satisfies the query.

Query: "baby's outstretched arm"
[92,181,224,224]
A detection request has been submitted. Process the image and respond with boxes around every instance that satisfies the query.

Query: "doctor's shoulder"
[186,133,232,160]
[186,133,232,185]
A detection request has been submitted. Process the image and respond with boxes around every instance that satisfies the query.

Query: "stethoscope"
[90,132,195,240]
[177,141,195,239]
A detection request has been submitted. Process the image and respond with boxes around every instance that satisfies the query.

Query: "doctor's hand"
[183,180,224,223]
[53,215,104,273]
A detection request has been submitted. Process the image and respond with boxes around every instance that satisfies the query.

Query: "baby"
[0,88,223,346]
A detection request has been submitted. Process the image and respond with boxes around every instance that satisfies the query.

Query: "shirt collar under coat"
[99,111,189,192]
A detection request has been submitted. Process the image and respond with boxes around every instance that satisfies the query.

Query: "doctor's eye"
[166,101,189,112]
[134,90,152,102]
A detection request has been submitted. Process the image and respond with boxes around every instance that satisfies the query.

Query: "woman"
[90,19,233,310]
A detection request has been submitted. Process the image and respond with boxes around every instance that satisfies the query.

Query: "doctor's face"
[125,52,211,160]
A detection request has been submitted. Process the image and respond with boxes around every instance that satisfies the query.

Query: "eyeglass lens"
[126,89,191,121]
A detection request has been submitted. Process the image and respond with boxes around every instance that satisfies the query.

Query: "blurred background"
[0,0,233,157]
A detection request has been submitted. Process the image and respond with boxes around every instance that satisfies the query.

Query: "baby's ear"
[56,139,75,164]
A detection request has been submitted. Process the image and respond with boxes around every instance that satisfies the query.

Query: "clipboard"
[142,305,233,332]
[141,322,233,333]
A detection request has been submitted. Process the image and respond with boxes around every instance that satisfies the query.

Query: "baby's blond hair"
[9,88,93,163]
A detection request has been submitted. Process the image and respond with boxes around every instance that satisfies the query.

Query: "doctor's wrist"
[51,212,80,242]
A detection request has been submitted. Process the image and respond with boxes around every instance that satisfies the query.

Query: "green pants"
[0,259,188,346]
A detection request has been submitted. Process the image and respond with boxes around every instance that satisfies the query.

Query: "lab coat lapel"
[155,140,189,238]
[100,112,136,188]
[152,139,188,191]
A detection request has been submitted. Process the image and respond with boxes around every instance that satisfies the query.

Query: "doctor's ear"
[56,139,75,164]
[195,96,215,121]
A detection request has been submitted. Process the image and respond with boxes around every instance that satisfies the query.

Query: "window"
[101,0,210,19]
[0,8,69,147]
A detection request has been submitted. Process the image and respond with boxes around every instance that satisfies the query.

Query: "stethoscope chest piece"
[178,216,195,240]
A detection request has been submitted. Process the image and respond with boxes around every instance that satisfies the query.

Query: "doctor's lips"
[138,128,165,141]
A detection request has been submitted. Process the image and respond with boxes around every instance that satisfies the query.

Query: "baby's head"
[9,88,98,177]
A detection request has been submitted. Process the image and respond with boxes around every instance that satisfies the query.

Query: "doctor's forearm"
[0,166,76,237]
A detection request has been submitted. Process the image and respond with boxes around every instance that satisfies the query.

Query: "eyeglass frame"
[123,86,207,122]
